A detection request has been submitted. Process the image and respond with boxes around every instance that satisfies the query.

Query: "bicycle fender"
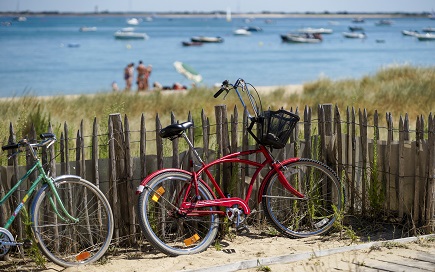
[135,168,192,195]
[30,175,83,217]
[257,157,300,203]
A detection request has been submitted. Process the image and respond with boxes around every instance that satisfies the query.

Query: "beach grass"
[0,65,433,143]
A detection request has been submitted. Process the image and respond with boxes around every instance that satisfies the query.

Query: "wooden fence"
[0,104,434,243]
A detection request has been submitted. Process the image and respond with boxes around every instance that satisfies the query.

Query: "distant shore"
[0,11,430,19]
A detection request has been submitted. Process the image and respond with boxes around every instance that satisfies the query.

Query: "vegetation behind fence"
[1,104,434,243]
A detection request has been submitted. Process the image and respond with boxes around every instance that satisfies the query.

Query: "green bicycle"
[0,133,114,267]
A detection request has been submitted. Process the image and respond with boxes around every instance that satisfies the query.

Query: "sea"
[0,14,434,97]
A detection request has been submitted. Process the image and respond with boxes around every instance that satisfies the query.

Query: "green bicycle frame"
[0,159,78,230]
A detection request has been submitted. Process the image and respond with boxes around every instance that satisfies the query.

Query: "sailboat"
[226,7,231,22]
[429,10,435,20]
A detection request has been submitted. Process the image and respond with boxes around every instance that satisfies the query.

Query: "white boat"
[126,18,140,25]
[114,30,148,40]
[233,28,251,36]
[13,16,27,22]
[342,32,366,39]
[79,26,97,32]
[415,33,435,41]
[281,33,322,43]
[422,27,435,32]
[375,20,393,26]
[191,36,224,43]
[297,27,333,34]
[402,30,419,36]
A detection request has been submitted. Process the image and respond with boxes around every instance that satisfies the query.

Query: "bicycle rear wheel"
[262,159,343,238]
[31,177,113,267]
[138,171,219,256]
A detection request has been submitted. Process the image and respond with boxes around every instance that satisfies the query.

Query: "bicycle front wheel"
[31,177,114,267]
[138,171,219,256]
[262,159,343,238]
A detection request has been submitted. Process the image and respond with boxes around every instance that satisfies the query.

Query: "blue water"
[0,15,434,97]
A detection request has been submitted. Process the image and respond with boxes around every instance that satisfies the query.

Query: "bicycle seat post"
[181,132,204,165]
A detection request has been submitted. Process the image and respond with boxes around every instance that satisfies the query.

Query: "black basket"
[248,109,300,149]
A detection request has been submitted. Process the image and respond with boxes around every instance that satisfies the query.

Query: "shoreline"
[0,12,429,19]
[0,85,304,101]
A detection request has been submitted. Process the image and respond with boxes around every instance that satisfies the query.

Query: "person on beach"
[124,63,134,91]
[136,61,146,91]
[137,61,152,91]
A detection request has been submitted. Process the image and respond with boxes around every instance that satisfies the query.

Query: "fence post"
[108,115,119,241]
[303,105,312,159]
[334,105,343,181]
[156,114,163,170]
[359,109,368,215]
[140,114,147,179]
[350,107,356,213]
[426,113,435,232]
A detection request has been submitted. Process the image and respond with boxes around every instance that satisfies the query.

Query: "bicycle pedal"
[23,239,32,249]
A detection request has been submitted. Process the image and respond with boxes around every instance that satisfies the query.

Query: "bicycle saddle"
[159,121,193,139]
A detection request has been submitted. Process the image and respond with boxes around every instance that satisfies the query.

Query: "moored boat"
[233,28,251,36]
[190,36,224,43]
[375,20,393,26]
[349,26,364,32]
[402,30,419,36]
[182,41,203,46]
[114,30,148,40]
[342,32,366,39]
[297,27,333,34]
[415,33,435,41]
[281,33,322,43]
[79,26,97,32]
[422,27,435,32]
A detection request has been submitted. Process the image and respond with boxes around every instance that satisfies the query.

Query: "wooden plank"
[156,114,163,170]
[398,115,405,218]
[351,107,356,213]
[170,112,180,168]
[359,109,368,215]
[140,113,147,179]
[334,105,343,182]
[124,114,136,242]
[386,112,393,211]
[426,113,435,231]
[303,105,311,159]
[108,117,119,240]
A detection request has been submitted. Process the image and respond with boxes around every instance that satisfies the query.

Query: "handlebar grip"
[2,143,19,151]
[213,87,226,98]
[40,133,55,139]
[214,80,229,98]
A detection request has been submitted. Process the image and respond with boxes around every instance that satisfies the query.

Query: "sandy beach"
[27,232,432,272]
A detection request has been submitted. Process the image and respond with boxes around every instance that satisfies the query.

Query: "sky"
[1,0,434,13]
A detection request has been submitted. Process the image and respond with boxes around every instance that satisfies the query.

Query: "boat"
[126,18,140,25]
[402,30,419,36]
[181,41,203,47]
[281,33,322,43]
[190,36,224,43]
[415,33,435,41]
[342,32,366,39]
[13,16,27,22]
[422,27,435,32]
[349,26,364,32]
[243,26,262,32]
[297,27,333,34]
[352,17,365,23]
[114,29,148,40]
[429,10,435,20]
[375,20,393,26]
[233,28,251,36]
[79,26,97,32]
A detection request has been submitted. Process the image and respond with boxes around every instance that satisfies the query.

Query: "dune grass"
[0,65,433,144]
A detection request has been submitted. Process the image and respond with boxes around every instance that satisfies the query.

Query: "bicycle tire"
[31,177,114,267]
[138,170,219,256]
[262,158,343,238]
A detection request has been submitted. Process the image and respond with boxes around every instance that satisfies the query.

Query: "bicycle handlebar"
[2,133,57,151]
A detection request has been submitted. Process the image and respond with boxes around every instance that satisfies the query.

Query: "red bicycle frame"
[136,144,303,217]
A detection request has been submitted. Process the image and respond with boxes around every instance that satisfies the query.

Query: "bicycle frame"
[0,156,78,230]
[137,143,304,217]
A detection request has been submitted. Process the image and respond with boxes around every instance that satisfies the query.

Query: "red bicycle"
[136,79,343,256]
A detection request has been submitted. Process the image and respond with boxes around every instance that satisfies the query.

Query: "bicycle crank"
[0,227,20,257]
